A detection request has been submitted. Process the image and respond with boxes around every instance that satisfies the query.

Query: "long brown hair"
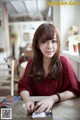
[29,23,62,80]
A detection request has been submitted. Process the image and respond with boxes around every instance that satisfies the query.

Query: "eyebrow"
[49,38,57,41]
[40,38,57,41]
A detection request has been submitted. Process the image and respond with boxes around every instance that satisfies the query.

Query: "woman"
[18,23,80,113]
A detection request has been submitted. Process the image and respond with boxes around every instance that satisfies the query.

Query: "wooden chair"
[0,60,15,96]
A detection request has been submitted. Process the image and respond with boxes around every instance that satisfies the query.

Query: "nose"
[48,41,52,48]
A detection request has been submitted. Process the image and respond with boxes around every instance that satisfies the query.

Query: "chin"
[45,54,54,58]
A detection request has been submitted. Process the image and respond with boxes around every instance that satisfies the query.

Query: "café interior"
[0,1,80,120]
[0,0,80,96]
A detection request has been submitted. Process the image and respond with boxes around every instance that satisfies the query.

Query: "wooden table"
[29,97,80,120]
[0,96,80,120]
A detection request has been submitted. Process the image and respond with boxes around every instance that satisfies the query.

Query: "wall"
[75,0,80,27]
[60,5,75,51]
[53,1,80,52]
[53,6,60,32]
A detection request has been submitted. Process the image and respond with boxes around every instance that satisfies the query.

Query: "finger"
[30,104,35,111]
[35,104,47,113]
[34,104,43,113]
[27,103,34,111]
[45,106,51,112]
[34,102,42,110]
[36,101,42,106]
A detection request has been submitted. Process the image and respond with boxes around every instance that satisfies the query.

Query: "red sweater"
[18,56,80,96]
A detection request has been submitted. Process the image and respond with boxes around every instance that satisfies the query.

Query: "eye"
[41,39,46,43]
[41,41,46,43]
[52,40,57,43]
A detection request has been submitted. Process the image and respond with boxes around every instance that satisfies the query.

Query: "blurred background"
[0,0,80,84]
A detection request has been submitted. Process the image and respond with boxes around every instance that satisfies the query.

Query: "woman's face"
[38,34,58,59]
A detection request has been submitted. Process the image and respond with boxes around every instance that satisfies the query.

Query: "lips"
[45,51,54,55]
[46,51,53,53]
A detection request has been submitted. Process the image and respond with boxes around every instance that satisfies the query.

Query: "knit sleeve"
[60,56,80,96]
[18,59,33,95]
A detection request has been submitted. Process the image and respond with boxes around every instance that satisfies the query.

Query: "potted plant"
[75,35,80,55]
[73,35,80,52]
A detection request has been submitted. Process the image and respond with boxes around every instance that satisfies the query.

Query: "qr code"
[1,108,12,119]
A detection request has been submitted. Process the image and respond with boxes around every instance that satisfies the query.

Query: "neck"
[43,57,51,76]
[43,57,51,65]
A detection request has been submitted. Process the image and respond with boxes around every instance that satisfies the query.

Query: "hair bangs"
[40,29,55,43]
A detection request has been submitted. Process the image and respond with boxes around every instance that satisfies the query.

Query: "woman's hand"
[34,96,56,113]
[26,101,34,114]
[20,91,35,114]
